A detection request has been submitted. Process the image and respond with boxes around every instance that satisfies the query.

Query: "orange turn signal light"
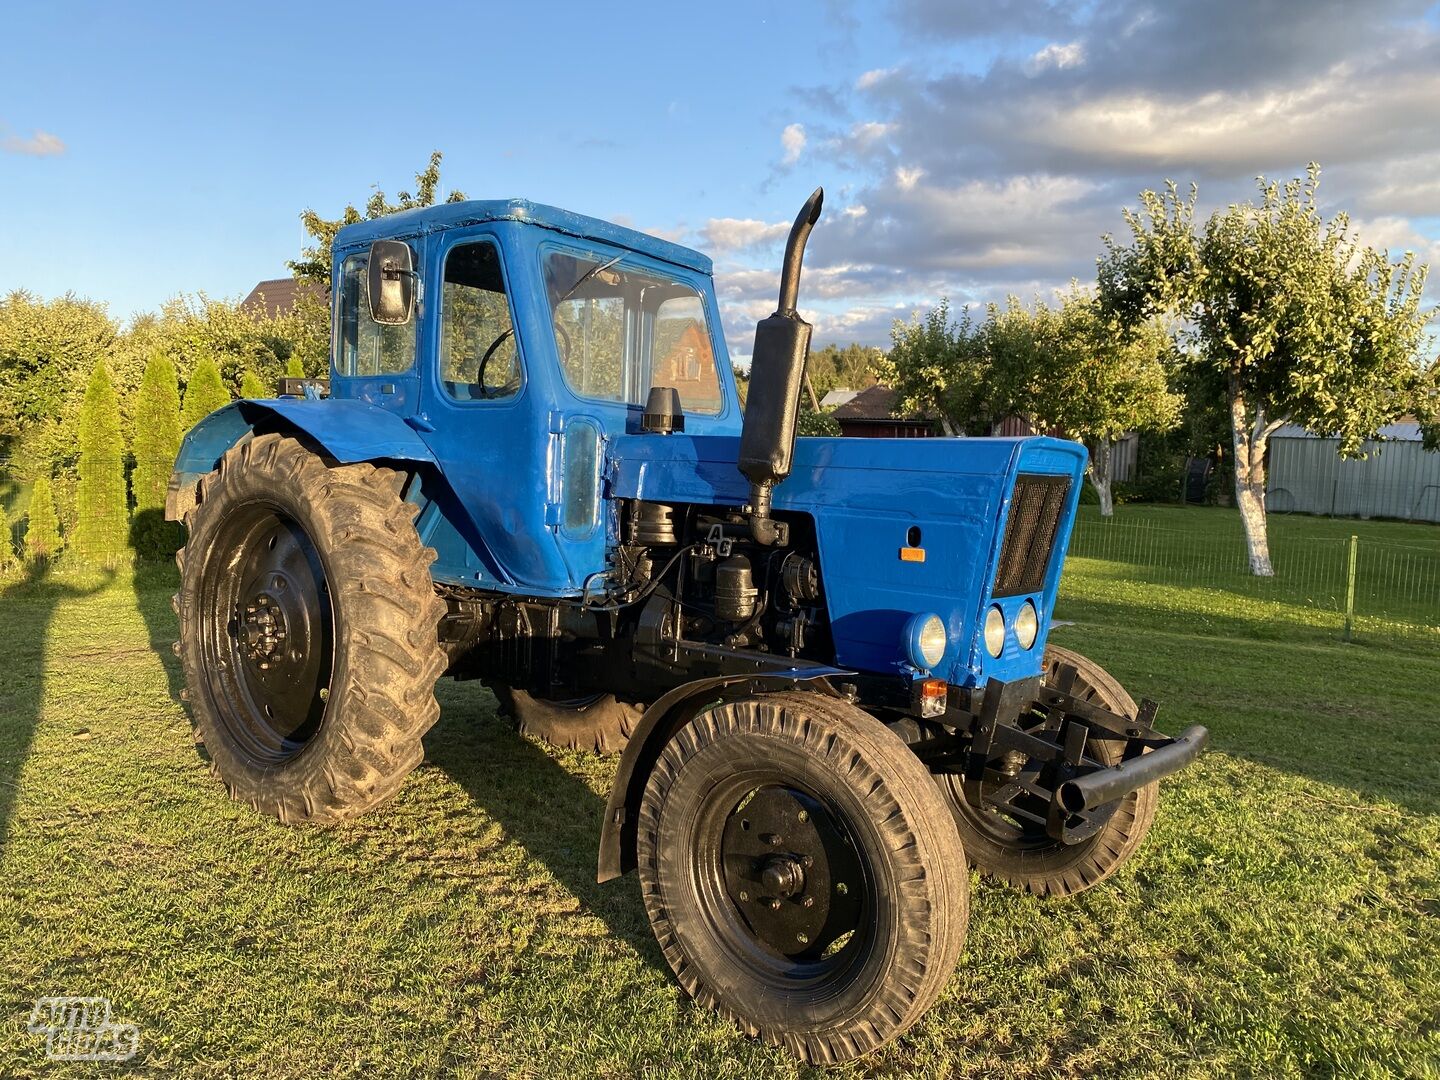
[918,678,947,718]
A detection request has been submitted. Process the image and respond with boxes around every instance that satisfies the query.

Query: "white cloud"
[855,67,896,91]
[700,218,791,252]
[781,123,807,166]
[895,165,925,190]
[3,129,65,156]
[1027,41,1085,72]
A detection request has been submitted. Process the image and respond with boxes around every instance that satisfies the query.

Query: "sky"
[2,0,1438,363]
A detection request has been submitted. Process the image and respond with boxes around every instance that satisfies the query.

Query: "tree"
[25,474,61,561]
[290,150,466,286]
[806,343,884,398]
[881,299,993,436]
[72,362,129,567]
[987,289,1181,516]
[130,353,185,560]
[1099,165,1431,573]
[181,355,230,430]
[285,355,305,379]
[240,370,268,399]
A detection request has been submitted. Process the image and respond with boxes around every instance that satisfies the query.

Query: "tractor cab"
[328,200,742,595]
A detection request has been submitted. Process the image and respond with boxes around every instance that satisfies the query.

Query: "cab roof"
[333,198,712,275]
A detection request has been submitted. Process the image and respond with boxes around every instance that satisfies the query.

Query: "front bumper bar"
[1057,724,1209,813]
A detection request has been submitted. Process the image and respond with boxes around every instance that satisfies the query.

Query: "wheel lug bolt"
[797,810,808,823]
[802,896,814,908]
[796,932,809,944]
[738,891,748,902]
[768,898,782,911]
[763,833,782,846]
[802,855,813,868]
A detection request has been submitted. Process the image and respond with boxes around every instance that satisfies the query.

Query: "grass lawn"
[0,509,1437,1077]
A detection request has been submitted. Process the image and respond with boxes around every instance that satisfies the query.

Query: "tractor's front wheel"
[941,644,1159,897]
[636,692,968,1063]
[175,433,447,824]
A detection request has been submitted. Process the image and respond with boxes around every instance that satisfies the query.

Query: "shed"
[1266,421,1440,522]
[830,385,935,438]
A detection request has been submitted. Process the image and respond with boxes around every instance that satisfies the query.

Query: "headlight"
[984,606,1006,657]
[904,613,948,671]
[1015,600,1039,650]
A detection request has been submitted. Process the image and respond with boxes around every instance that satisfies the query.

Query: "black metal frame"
[908,664,1208,844]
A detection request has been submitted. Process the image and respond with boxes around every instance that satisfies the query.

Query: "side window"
[441,239,522,401]
[337,252,417,376]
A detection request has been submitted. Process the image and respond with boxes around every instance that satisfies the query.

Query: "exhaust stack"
[737,187,824,545]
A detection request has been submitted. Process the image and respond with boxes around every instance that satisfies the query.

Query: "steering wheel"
[475,328,515,399]
[553,321,573,366]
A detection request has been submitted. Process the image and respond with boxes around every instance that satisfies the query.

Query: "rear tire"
[637,691,968,1063]
[175,433,447,824]
[942,644,1158,897]
[491,684,640,754]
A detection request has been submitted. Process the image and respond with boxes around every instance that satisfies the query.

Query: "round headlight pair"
[984,600,1040,657]
[904,612,948,671]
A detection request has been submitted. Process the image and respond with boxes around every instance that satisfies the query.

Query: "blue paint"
[172,197,1090,691]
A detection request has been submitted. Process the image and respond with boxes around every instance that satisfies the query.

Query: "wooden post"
[1343,534,1358,642]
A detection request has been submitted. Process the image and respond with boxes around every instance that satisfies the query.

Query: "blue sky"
[3,1,1438,360]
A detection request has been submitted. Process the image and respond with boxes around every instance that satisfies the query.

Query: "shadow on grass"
[424,684,665,973]
[130,559,186,707]
[0,563,114,858]
[1054,591,1440,816]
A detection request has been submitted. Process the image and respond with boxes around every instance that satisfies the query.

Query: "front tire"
[175,433,447,824]
[942,644,1159,897]
[637,692,968,1063]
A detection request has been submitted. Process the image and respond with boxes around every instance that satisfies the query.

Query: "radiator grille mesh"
[994,474,1070,597]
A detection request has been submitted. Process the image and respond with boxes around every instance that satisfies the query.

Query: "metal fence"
[1065,515,1439,643]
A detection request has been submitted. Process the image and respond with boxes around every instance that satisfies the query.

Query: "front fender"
[597,666,850,884]
[166,400,439,521]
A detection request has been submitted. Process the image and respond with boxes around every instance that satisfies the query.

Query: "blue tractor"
[167,189,1206,1062]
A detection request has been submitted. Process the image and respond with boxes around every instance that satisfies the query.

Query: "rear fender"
[597,666,850,883]
[166,400,439,521]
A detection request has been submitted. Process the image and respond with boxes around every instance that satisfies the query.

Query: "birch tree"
[1098,165,1430,574]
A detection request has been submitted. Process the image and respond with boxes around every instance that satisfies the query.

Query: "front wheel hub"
[241,593,289,667]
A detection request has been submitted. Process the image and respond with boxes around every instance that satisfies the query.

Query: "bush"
[25,475,61,561]
[796,410,841,436]
[72,362,130,567]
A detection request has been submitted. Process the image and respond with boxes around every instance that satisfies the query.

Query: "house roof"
[332,198,713,275]
[819,388,860,409]
[240,277,324,319]
[831,384,933,423]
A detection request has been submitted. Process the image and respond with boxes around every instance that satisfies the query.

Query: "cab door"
[415,227,568,593]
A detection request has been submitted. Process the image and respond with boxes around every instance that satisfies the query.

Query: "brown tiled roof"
[240,277,324,318]
[830,384,934,422]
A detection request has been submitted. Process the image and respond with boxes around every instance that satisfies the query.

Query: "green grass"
[0,512,1437,1077]
[1069,504,1439,641]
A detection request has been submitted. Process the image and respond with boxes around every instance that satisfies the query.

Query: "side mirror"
[367,240,415,325]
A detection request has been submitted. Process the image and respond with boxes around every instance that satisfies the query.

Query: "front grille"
[993,474,1071,597]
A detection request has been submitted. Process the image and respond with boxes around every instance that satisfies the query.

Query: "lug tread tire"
[492,685,640,754]
[175,433,446,824]
[637,691,968,1064]
[948,644,1159,898]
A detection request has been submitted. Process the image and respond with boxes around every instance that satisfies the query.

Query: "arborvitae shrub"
[73,361,130,567]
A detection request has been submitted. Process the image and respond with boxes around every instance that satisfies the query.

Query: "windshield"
[543,249,724,415]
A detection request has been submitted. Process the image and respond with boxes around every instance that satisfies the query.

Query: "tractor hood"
[606,433,1088,688]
